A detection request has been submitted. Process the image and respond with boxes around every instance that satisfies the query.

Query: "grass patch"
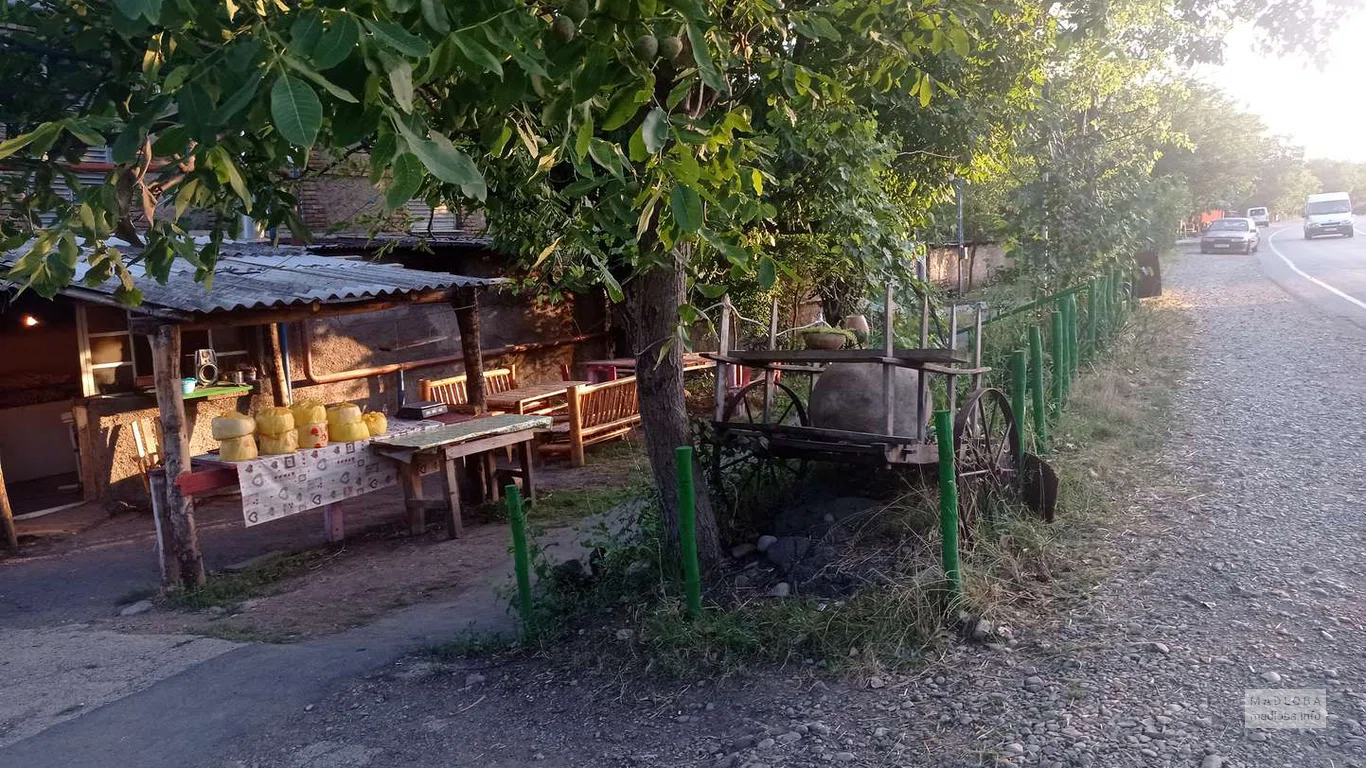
[162,549,326,612]
[471,292,1191,678]
[530,481,649,528]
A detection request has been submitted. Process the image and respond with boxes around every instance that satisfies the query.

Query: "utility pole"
[954,175,966,296]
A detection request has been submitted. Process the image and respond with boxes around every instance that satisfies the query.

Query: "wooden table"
[485,381,590,415]
[582,354,711,383]
[369,414,550,539]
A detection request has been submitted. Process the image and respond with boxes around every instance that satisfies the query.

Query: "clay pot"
[803,331,848,350]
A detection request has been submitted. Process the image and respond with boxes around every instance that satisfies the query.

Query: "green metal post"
[1064,294,1079,381]
[1086,279,1099,360]
[1109,270,1120,328]
[505,483,535,639]
[1050,310,1065,412]
[1010,349,1027,460]
[675,446,703,619]
[1028,325,1048,451]
[933,410,962,600]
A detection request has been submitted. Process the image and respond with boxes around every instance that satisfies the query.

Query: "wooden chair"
[130,418,162,493]
[419,366,517,412]
[539,376,641,467]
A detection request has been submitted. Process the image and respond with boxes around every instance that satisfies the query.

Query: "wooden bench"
[539,376,641,466]
[419,366,518,412]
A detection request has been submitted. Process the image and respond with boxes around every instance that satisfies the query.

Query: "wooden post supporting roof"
[1,458,18,551]
[453,286,486,414]
[146,323,206,587]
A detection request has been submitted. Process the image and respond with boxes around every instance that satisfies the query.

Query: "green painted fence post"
[505,484,535,640]
[1086,278,1099,360]
[1109,270,1120,329]
[1028,325,1048,451]
[675,446,703,619]
[1064,293,1079,381]
[1050,310,1065,413]
[1010,349,1027,460]
[933,410,962,600]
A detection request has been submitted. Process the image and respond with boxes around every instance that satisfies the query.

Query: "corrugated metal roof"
[1,242,502,318]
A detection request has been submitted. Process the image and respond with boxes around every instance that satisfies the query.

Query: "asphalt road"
[1254,218,1366,325]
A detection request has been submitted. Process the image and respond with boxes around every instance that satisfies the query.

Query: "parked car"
[1200,217,1260,254]
[1304,192,1354,239]
[1246,206,1270,227]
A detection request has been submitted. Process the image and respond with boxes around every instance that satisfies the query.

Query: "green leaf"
[385,56,415,112]
[110,124,147,164]
[112,0,161,23]
[574,114,594,162]
[686,23,726,93]
[284,56,360,103]
[384,153,425,210]
[642,108,669,154]
[628,125,648,162]
[161,65,192,93]
[696,283,728,299]
[365,19,433,58]
[757,257,776,289]
[207,147,252,206]
[212,71,265,124]
[452,32,503,77]
[176,83,216,136]
[419,0,450,34]
[602,86,649,132]
[392,116,486,200]
[0,122,61,160]
[290,9,325,57]
[671,184,702,233]
[588,139,624,179]
[562,177,602,197]
[270,75,323,147]
[64,121,106,147]
[313,15,360,70]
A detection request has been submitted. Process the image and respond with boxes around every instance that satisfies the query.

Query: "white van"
[1304,192,1354,239]
[1246,206,1270,227]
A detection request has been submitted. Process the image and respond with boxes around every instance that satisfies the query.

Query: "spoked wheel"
[952,388,1022,545]
[710,379,810,520]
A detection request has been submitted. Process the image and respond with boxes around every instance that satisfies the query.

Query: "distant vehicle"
[1200,217,1261,254]
[1304,192,1354,239]
[1246,206,1270,227]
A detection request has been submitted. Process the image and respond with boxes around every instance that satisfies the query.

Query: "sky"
[1205,15,1366,162]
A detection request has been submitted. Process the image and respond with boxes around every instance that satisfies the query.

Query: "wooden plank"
[716,421,925,446]
[442,458,463,539]
[567,384,585,467]
[74,304,97,398]
[372,414,550,452]
[322,503,345,543]
[441,429,538,460]
[175,466,240,496]
[71,404,100,503]
[400,463,425,536]
[148,324,206,587]
[518,441,536,502]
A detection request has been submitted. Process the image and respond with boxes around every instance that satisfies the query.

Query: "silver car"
[1200,218,1261,254]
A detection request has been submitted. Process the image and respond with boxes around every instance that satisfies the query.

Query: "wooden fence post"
[147,324,206,588]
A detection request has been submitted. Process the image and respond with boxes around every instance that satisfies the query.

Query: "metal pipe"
[276,323,293,404]
[675,446,703,619]
[1028,325,1048,451]
[1010,349,1027,461]
[933,409,962,600]
[714,296,732,422]
[1050,310,1065,414]
[884,283,896,437]
[1086,279,1099,361]
[505,484,535,640]
[971,303,985,392]
[763,295,778,419]
[946,303,959,414]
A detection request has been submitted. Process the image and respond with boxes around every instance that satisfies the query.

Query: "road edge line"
[1265,226,1366,312]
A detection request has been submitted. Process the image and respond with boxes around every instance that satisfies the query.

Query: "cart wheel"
[710,380,810,523]
[952,388,1022,545]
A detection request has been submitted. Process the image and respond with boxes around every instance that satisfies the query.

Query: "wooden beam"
[267,323,290,407]
[0,457,18,551]
[147,324,206,587]
[74,304,97,398]
[453,286,486,414]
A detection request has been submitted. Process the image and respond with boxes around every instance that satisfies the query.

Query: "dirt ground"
[3,437,649,640]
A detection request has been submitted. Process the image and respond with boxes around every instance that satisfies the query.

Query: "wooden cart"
[706,283,1044,541]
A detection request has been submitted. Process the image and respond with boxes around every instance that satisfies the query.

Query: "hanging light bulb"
[21,314,40,328]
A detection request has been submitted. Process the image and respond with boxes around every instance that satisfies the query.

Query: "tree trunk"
[0,458,18,551]
[148,324,206,588]
[453,287,486,413]
[620,253,723,568]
